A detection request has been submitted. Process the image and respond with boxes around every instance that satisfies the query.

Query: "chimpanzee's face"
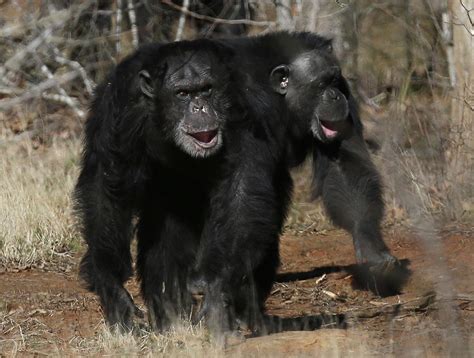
[271,50,350,143]
[140,47,232,158]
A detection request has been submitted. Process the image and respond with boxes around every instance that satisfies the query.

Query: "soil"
[1,227,473,356]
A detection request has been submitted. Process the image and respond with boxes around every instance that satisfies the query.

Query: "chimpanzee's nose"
[326,88,340,100]
[192,105,204,113]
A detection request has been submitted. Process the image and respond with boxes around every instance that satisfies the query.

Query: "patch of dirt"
[1,228,473,356]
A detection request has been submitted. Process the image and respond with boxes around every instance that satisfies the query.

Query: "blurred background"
[0,1,472,356]
[0,0,472,223]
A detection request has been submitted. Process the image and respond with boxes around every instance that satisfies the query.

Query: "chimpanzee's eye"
[202,86,212,96]
[176,90,189,98]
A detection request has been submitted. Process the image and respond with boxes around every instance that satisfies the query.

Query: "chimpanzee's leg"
[137,210,198,331]
[314,136,409,294]
[188,155,292,338]
[75,163,141,331]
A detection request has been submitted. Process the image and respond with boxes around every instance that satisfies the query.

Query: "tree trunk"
[275,0,294,30]
[446,0,473,219]
[295,0,358,81]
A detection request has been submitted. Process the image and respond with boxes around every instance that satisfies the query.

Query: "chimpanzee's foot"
[188,275,239,342]
[352,253,411,296]
[100,284,143,332]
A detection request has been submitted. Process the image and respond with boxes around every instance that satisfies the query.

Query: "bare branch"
[450,0,474,35]
[0,87,23,96]
[442,11,457,87]
[1,29,53,74]
[175,0,190,41]
[0,8,71,38]
[52,48,95,95]
[161,0,275,27]
[41,92,80,106]
[460,0,474,26]
[116,0,123,54]
[0,71,79,111]
[275,0,294,30]
[127,0,139,49]
[38,61,85,118]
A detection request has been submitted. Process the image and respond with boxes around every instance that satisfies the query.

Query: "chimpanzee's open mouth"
[319,120,339,139]
[312,116,344,143]
[187,129,219,148]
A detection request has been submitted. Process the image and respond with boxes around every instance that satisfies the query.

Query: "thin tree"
[446,0,473,218]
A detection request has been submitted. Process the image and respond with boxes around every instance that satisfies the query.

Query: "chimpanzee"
[270,45,406,291]
[75,32,407,338]
[189,32,408,334]
[74,38,293,333]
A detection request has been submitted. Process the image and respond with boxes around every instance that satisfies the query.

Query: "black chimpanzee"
[74,38,293,333]
[190,32,409,334]
[270,44,407,292]
[75,31,407,338]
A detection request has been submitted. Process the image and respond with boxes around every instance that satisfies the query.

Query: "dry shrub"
[0,138,80,267]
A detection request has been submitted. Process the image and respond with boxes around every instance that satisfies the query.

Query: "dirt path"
[1,228,473,356]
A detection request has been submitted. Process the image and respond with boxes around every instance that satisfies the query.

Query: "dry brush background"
[0,0,472,356]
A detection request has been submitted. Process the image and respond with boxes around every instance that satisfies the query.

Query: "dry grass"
[0,138,80,268]
[0,92,470,357]
[0,315,377,357]
[285,162,334,234]
[71,322,224,357]
[0,316,225,357]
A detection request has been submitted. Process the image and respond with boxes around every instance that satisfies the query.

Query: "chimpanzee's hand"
[99,283,144,332]
[187,273,239,345]
[354,252,411,296]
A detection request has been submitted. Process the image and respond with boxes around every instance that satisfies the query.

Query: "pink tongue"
[190,130,217,143]
[320,121,338,138]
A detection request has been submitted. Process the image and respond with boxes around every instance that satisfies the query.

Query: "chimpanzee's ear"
[324,39,333,53]
[270,65,290,95]
[139,70,154,98]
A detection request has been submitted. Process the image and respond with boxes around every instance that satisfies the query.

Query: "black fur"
[74,39,293,334]
[191,32,409,332]
[75,43,163,329]
[75,31,408,337]
[274,33,409,295]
